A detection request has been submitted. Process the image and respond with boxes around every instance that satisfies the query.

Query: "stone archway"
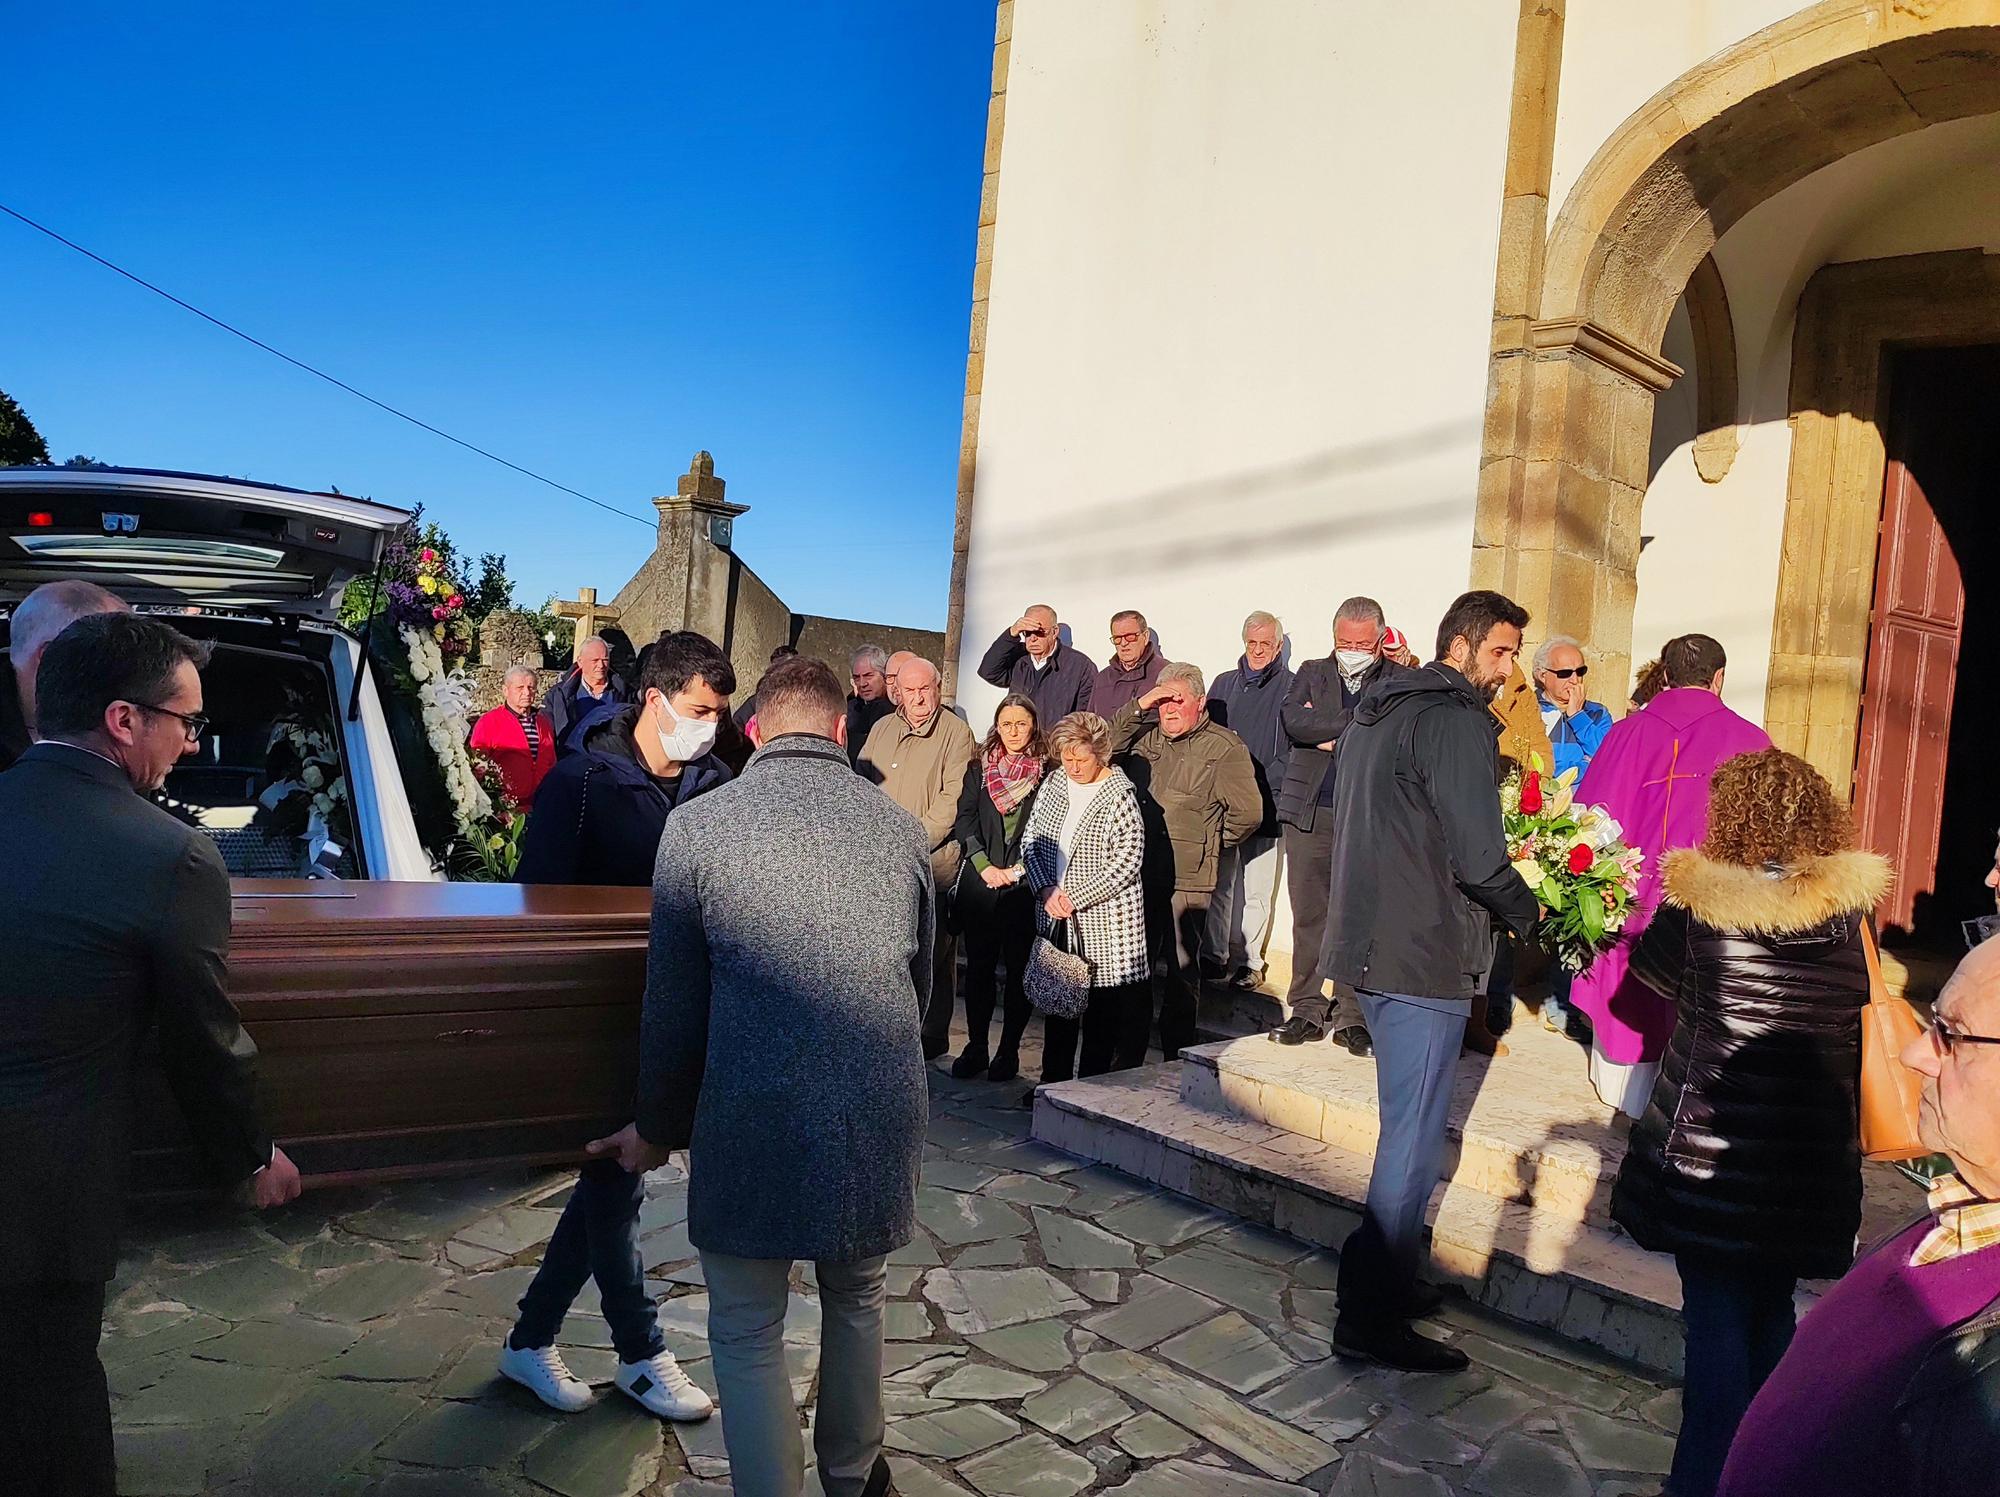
[1474,0,2000,707]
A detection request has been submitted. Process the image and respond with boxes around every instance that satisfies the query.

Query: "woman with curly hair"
[1609,748,1892,1497]
[1570,634,1771,1114]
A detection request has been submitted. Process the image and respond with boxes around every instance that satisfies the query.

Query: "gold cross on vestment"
[552,587,620,643]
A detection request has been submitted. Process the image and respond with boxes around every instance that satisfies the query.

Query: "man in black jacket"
[977,605,1096,725]
[0,613,301,1495]
[501,631,733,1424]
[544,634,632,754]
[844,645,894,768]
[1270,596,1411,1052]
[1321,590,1540,1373]
[1204,610,1293,991]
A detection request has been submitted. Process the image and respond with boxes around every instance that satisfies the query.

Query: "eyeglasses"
[1928,1014,2000,1055]
[133,702,210,743]
[1543,665,1589,680]
[1967,914,2000,950]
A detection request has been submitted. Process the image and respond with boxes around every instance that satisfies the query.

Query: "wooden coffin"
[134,879,653,1193]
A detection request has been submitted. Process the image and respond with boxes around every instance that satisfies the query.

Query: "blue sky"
[4,2,995,629]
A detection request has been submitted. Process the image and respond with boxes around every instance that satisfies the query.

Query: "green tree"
[467,551,515,625]
[0,388,51,467]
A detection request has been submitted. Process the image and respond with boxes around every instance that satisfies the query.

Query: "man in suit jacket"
[0,612,300,1496]
[593,655,932,1497]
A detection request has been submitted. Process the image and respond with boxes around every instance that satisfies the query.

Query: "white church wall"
[1628,113,2000,728]
[960,0,1520,743]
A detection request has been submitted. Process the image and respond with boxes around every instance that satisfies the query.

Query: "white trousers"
[1205,834,1283,975]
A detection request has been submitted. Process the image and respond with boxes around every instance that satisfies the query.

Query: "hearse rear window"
[159,642,363,878]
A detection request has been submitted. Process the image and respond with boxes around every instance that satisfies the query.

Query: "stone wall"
[793,614,946,679]
[468,611,560,716]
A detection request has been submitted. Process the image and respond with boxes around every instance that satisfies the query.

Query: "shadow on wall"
[974,417,1483,573]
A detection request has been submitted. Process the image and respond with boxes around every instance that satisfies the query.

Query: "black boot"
[987,1047,1020,1083]
[950,1045,991,1079]
[1401,1280,1446,1320]
[1332,1317,1469,1373]
[1270,1016,1326,1046]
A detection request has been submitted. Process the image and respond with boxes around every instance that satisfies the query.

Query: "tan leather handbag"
[1858,918,1929,1162]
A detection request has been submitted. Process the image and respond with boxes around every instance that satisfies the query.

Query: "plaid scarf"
[1912,1171,2000,1266]
[982,745,1044,816]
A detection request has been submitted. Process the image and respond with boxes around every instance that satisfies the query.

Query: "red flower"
[446,593,464,610]
[1519,771,1542,815]
[431,605,447,621]
[1568,843,1595,875]
[420,547,438,563]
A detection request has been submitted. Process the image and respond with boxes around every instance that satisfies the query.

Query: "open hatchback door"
[0,465,409,616]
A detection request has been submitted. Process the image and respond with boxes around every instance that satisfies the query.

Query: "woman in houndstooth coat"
[1023,712,1152,1084]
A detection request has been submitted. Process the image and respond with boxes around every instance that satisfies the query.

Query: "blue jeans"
[1671,1254,1797,1497]
[1337,991,1468,1324]
[511,1158,665,1363]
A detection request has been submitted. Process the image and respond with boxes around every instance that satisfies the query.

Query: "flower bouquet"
[1501,758,1643,973]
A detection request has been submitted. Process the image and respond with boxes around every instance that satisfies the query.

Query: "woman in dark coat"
[1609,747,1893,1497]
[950,692,1047,1081]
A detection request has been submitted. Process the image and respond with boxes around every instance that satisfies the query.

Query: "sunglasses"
[1543,665,1589,680]
[1111,632,1144,646]
[1018,628,1049,640]
[1967,914,2000,950]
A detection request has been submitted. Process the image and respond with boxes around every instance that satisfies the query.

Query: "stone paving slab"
[110,1024,1681,1496]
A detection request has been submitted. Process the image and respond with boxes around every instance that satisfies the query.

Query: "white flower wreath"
[400,624,492,837]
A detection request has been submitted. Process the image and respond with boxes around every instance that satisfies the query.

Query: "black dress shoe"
[1332,1317,1470,1373]
[950,1047,990,1080]
[1333,1025,1374,1058]
[1269,1017,1327,1046]
[1402,1280,1446,1320]
[987,1049,1020,1083]
[863,1452,896,1497]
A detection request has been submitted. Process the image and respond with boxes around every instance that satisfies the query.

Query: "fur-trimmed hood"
[1658,846,1894,937]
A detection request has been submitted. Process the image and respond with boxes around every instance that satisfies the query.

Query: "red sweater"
[468,706,556,807]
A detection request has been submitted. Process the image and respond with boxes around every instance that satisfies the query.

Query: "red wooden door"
[1853,456,1965,931]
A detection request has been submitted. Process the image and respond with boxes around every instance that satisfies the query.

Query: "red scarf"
[983,744,1043,816]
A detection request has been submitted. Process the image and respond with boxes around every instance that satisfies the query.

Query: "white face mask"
[654,695,718,763]
[1335,649,1376,680]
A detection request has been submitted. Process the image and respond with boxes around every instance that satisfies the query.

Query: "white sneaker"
[498,1339,594,1413]
[615,1351,714,1421]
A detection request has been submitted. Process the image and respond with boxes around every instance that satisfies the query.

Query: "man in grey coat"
[594,655,931,1497]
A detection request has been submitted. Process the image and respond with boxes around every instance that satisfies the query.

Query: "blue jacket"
[515,706,730,886]
[544,669,633,754]
[1538,693,1615,781]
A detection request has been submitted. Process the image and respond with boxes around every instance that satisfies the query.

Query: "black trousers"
[1281,819,1365,1032]
[1041,981,1154,1083]
[0,1280,114,1496]
[960,887,1035,1060]
[1149,889,1210,1061]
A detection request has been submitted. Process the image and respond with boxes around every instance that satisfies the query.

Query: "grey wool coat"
[635,732,935,1263]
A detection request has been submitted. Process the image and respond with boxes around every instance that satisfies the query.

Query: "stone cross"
[553,586,621,643]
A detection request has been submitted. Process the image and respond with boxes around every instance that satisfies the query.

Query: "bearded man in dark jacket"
[1320,590,1541,1373]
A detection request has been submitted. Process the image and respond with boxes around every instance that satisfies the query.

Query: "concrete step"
[1184,1029,1624,1231]
[1031,1063,1695,1376]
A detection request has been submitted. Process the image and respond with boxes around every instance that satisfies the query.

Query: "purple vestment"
[1567,688,1771,1062]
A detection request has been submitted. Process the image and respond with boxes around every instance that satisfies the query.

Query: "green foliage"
[0,389,51,466]
[467,551,515,624]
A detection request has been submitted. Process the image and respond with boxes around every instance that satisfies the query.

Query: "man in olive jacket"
[1320,591,1540,1375]
[0,613,299,1495]
[858,656,977,1059]
[599,657,932,1497]
[1110,662,1263,1060]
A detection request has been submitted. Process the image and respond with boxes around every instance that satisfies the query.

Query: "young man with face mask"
[1318,591,1543,1373]
[500,630,737,1423]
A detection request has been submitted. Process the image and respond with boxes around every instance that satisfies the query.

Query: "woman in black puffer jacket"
[1609,747,1892,1497]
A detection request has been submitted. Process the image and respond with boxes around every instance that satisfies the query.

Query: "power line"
[0,201,655,529]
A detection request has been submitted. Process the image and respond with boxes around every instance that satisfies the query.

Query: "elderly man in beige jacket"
[860,657,977,1059]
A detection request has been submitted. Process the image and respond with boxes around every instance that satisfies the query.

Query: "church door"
[1853,345,2000,941]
